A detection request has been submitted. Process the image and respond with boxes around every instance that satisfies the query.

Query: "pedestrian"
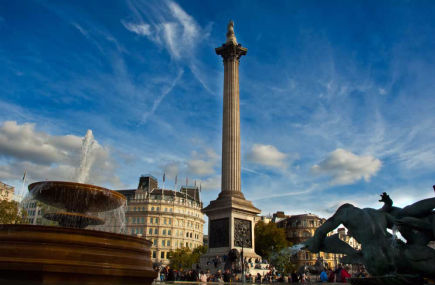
[320,269,328,282]
[341,266,351,283]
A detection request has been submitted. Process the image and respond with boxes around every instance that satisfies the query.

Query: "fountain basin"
[28,181,126,213]
[0,224,157,285]
[43,212,105,228]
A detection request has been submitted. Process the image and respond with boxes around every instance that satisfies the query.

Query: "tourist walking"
[320,269,328,282]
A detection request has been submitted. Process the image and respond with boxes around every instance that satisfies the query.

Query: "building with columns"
[117,175,205,265]
[202,21,261,261]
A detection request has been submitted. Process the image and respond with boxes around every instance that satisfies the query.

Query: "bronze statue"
[303,187,435,283]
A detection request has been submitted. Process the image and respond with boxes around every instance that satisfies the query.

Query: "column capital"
[215,43,247,62]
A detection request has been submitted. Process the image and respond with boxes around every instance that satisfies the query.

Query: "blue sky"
[1,0,435,220]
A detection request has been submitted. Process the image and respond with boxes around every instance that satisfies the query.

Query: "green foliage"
[270,251,298,275]
[0,199,27,224]
[169,245,207,270]
[255,221,290,260]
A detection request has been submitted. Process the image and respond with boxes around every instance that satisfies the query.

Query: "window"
[153,239,157,246]
[140,228,143,234]
[165,208,167,212]
[150,217,153,224]
[152,251,156,258]
[161,251,165,259]
[134,207,136,211]
[156,207,160,211]
[149,228,153,234]
[164,218,167,224]
[169,219,172,225]
[133,217,136,224]
[190,233,192,238]
[167,240,170,246]
[186,232,189,238]
[163,229,166,235]
[151,207,154,211]
[155,218,159,224]
[161,240,165,246]
[168,230,171,236]
[154,228,158,234]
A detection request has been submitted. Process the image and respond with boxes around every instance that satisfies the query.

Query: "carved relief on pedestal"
[234,218,252,248]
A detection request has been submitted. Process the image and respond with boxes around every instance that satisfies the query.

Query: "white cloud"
[311,148,382,185]
[246,144,288,169]
[198,175,220,191]
[121,21,151,36]
[187,149,219,176]
[0,121,122,188]
[378,88,387,95]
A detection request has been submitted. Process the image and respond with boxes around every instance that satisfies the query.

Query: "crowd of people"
[155,263,367,283]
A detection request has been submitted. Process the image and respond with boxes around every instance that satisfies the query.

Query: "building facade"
[118,175,205,264]
[277,213,356,269]
[0,181,14,201]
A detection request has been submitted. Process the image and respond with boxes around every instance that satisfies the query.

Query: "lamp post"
[234,221,250,284]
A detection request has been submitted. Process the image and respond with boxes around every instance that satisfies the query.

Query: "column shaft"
[221,58,241,195]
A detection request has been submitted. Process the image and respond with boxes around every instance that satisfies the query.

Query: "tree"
[255,221,290,260]
[169,245,207,270]
[0,199,27,224]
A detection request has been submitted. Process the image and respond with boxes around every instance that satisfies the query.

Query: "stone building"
[0,181,14,201]
[117,175,205,264]
[277,214,337,269]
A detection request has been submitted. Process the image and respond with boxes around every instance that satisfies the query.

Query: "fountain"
[0,131,157,284]
[302,190,435,285]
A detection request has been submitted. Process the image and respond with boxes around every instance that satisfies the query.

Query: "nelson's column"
[202,21,261,261]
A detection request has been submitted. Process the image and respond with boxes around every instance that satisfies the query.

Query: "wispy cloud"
[121,21,152,36]
[123,0,215,92]
[141,69,184,124]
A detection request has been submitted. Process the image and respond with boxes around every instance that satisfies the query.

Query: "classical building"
[117,175,205,264]
[0,181,14,201]
[202,21,261,262]
[277,213,360,269]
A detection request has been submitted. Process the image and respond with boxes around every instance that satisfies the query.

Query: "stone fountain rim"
[28,180,126,201]
[0,224,151,247]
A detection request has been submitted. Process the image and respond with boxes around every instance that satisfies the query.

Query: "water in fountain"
[20,129,126,234]
[281,243,306,256]
[76,129,96,183]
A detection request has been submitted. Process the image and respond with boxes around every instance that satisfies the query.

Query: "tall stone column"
[216,20,246,200]
[202,21,260,263]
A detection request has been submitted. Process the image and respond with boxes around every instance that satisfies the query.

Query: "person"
[290,271,298,283]
[320,269,328,282]
[199,271,207,283]
[341,266,351,283]
[334,265,342,282]
[256,273,262,283]
[327,268,335,282]
[223,269,231,282]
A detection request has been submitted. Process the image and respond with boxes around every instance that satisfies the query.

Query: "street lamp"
[234,219,251,283]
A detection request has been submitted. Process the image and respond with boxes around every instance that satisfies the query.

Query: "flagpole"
[162,172,165,202]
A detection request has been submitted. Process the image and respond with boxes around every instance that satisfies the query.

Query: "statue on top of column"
[226,20,238,45]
